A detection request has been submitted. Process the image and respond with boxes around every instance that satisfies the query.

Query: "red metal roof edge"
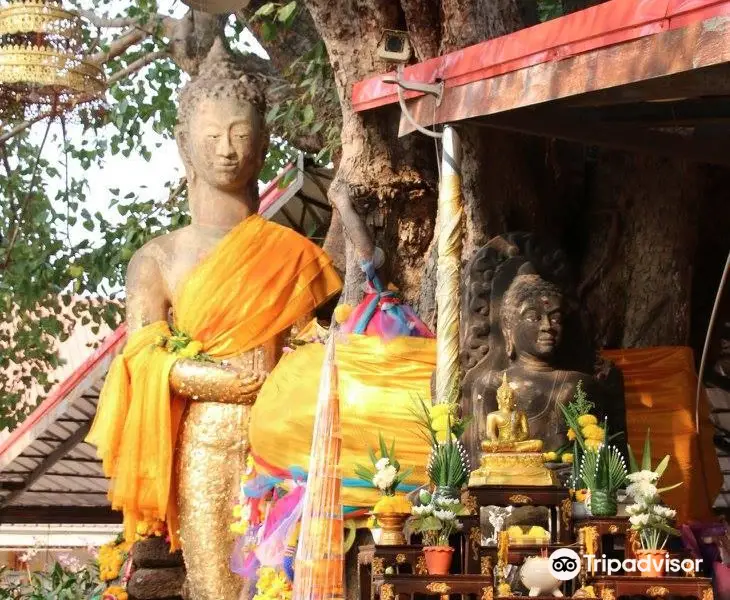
[351,0,730,113]
[0,324,128,459]
[258,162,296,216]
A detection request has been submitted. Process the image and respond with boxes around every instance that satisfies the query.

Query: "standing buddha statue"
[87,41,341,600]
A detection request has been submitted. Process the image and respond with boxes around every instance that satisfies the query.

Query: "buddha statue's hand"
[170,359,266,405]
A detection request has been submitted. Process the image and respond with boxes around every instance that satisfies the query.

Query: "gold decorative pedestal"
[468,452,556,486]
[377,513,410,545]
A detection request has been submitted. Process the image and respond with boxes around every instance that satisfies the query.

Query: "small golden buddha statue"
[469,374,555,487]
[482,373,543,453]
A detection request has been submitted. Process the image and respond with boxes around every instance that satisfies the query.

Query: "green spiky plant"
[626,427,683,493]
[559,382,623,492]
[411,394,471,498]
[578,419,628,516]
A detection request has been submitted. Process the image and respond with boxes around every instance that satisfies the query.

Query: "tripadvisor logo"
[549,549,702,579]
[587,555,702,576]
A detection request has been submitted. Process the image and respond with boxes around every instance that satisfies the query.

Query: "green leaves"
[277,1,298,24]
[0,561,105,599]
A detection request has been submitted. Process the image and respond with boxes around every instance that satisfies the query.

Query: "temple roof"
[352,0,730,166]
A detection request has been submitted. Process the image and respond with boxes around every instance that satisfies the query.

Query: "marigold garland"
[103,585,128,600]
[253,566,292,600]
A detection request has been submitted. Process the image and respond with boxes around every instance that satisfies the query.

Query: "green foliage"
[537,0,565,21]
[408,493,467,546]
[252,3,340,163]
[0,0,341,430]
[0,562,104,600]
[410,398,470,490]
[626,428,683,495]
[579,440,628,494]
[353,433,413,494]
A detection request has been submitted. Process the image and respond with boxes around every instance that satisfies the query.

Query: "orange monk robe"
[87,215,342,548]
[603,347,722,523]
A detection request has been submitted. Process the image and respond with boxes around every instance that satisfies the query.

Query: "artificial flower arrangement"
[354,434,413,545]
[411,398,471,500]
[625,428,682,576]
[408,489,467,574]
[559,382,627,516]
[354,433,413,514]
[407,397,471,574]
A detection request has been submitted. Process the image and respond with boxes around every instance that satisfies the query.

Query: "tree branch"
[76,9,138,29]
[107,50,169,85]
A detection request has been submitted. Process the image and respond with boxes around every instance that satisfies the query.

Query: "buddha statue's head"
[500,272,563,361]
[175,42,268,202]
[496,372,516,411]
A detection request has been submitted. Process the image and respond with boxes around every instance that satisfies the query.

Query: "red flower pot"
[636,549,668,578]
[423,545,454,575]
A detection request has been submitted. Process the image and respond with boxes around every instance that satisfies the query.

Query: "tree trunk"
[578,152,700,349]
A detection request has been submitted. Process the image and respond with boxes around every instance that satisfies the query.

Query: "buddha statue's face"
[184,96,263,192]
[511,293,562,359]
[502,275,564,361]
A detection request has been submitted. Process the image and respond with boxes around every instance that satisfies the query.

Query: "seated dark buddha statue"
[479,270,587,452]
[461,233,627,469]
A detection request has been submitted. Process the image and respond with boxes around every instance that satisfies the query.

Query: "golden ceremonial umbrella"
[0,0,105,119]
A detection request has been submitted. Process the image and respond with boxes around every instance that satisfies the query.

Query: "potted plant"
[409,489,466,574]
[411,397,471,502]
[625,428,682,577]
[354,433,413,545]
[560,384,626,517]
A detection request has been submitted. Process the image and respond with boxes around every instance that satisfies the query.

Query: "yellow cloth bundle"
[249,334,437,509]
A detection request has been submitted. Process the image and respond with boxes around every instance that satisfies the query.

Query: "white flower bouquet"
[625,429,682,551]
[408,489,467,546]
[354,434,413,514]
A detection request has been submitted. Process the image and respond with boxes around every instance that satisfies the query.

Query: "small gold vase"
[375,512,410,545]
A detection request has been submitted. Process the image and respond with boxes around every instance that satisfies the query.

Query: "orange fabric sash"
[603,346,722,523]
[87,215,342,548]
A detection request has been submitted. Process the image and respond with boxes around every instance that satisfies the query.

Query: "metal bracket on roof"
[382,65,444,139]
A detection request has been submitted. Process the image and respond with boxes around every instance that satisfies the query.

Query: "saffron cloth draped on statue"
[87,214,342,549]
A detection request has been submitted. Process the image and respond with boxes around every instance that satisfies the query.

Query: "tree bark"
[574,152,699,348]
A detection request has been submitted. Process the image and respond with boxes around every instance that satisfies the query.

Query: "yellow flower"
[103,585,128,600]
[582,424,605,442]
[575,489,588,503]
[230,521,248,535]
[429,404,455,419]
[333,304,353,324]
[585,438,602,451]
[567,428,576,441]
[233,504,243,519]
[179,340,203,358]
[562,453,574,464]
[577,414,598,427]
[543,451,557,462]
